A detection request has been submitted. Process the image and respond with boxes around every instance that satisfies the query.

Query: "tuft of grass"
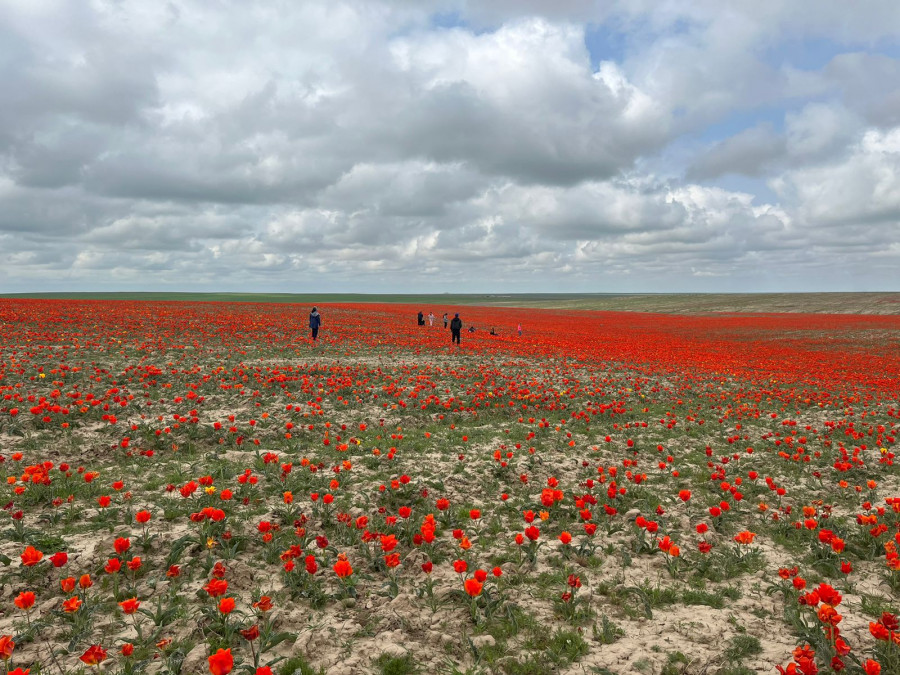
[682,586,740,608]
[376,652,418,675]
[723,634,762,662]
[861,593,898,618]
[502,660,553,675]
[661,651,690,675]
[633,658,653,674]
[279,655,326,675]
[593,615,624,645]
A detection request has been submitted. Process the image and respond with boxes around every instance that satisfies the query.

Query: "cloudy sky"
[1,0,899,293]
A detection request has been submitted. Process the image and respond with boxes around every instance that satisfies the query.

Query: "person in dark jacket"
[417,311,424,326]
[449,313,462,344]
[309,307,322,341]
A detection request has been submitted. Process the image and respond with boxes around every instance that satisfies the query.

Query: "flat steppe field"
[0,295,898,675]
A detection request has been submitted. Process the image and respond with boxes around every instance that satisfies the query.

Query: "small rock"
[378,642,408,658]
[471,635,495,649]
[293,629,316,654]
[180,643,209,675]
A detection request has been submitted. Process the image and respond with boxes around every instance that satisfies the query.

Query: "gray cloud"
[687,124,786,180]
[0,0,898,293]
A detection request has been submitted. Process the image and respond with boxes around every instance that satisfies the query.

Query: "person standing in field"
[428,311,435,327]
[417,311,424,326]
[309,307,322,342]
[517,323,522,337]
[443,312,448,328]
[450,313,462,344]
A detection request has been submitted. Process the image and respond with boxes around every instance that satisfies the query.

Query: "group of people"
[307,306,521,345]
[417,310,522,344]
[418,310,463,342]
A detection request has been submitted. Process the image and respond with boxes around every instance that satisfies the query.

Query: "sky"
[1,0,899,294]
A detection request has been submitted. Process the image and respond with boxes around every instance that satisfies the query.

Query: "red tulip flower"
[208,648,233,675]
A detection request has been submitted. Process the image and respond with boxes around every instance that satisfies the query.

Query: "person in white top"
[428,312,435,327]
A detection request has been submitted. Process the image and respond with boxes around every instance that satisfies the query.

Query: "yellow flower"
[205,486,217,495]
[539,511,549,521]
[206,538,217,549]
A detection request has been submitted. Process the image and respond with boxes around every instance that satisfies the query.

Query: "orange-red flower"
[464,578,483,597]
[0,635,14,660]
[205,578,228,597]
[119,598,140,615]
[733,531,756,545]
[817,604,842,627]
[333,558,353,578]
[20,546,43,567]
[253,596,273,612]
[870,622,890,641]
[218,597,236,614]
[62,596,82,613]
[208,648,233,675]
[14,591,35,611]
[863,660,881,675]
[79,645,108,666]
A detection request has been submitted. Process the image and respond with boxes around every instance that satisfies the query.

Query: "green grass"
[279,656,326,675]
[2,291,895,313]
[723,634,762,662]
[661,651,690,675]
[376,653,419,675]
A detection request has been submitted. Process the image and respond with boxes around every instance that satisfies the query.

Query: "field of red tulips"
[1,299,899,675]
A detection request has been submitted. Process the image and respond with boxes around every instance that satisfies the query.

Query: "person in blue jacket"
[309,307,322,341]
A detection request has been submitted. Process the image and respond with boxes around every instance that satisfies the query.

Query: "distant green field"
[1,291,899,314]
